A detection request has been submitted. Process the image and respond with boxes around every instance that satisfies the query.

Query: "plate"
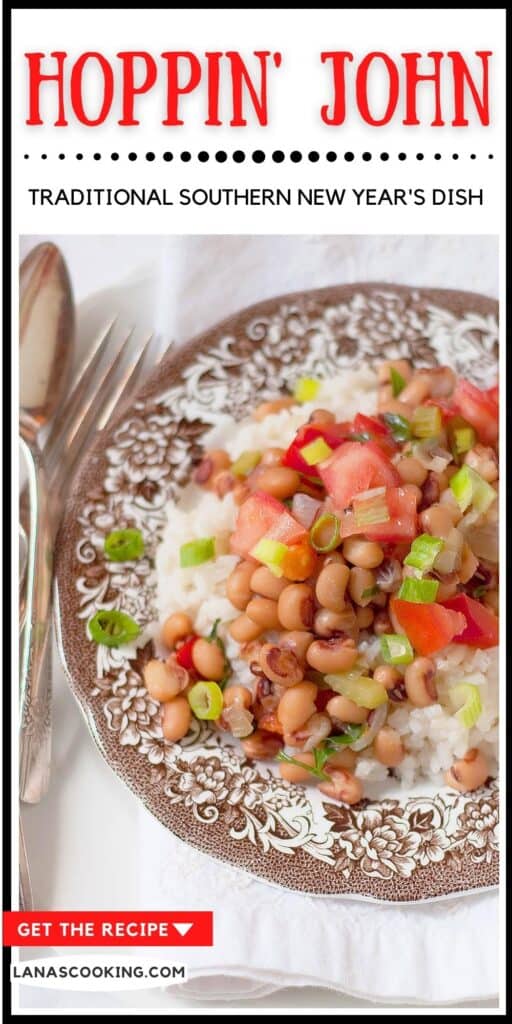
[55,282,499,901]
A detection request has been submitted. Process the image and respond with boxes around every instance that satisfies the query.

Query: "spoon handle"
[19,435,53,803]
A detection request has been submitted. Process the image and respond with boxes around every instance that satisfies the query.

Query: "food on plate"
[91,361,499,806]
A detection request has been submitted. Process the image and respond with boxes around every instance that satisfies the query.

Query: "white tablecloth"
[19,234,499,1011]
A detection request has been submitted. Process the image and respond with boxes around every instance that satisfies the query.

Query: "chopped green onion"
[276,750,330,781]
[379,633,414,665]
[449,683,482,728]
[325,672,388,709]
[447,416,476,459]
[180,537,216,567]
[381,412,412,442]
[450,465,496,515]
[472,584,487,599]
[187,681,224,720]
[88,609,140,647]
[309,512,340,553]
[250,537,288,577]
[104,528,144,562]
[412,405,442,439]
[390,367,406,397]
[231,450,261,477]
[404,534,444,574]
[361,585,379,599]
[453,427,476,456]
[294,377,321,403]
[397,577,439,603]
[300,437,333,466]
[353,490,390,527]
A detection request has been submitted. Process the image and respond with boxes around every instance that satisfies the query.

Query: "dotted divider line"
[25,151,494,162]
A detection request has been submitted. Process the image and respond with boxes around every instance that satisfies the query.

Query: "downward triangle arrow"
[173,922,193,937]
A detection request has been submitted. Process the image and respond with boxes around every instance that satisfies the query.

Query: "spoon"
[19,522,28,634]
[19,242,75,803]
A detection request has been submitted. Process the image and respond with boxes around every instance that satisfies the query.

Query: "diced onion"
[223,704,254,738]
[292,493,323,529]
[413,439,452,472]
[464,522,498,564]
[350,704,388,751]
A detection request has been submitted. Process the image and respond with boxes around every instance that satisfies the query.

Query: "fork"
[19,317,163,909]
[20,318,162,805]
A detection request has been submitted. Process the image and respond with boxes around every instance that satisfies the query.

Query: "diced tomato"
[339,486,418,542]
[175,635,198,669]
[352,413,389,437]
[315,688,337,712]
[452,378,498,446]
[440,594,498,648]
[281,539,318,581]
[350,413,398,456]
[319,440,400,511]
[390,598,467,656]
[230,490,307,559]
[282,424,348,479]
[487,384,499,407]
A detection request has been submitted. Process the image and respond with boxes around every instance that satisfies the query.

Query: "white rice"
[155,371,499,787]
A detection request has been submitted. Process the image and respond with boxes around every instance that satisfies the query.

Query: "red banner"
[3,911,213,947]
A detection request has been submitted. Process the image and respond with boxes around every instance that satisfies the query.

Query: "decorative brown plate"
[55,283,499,901]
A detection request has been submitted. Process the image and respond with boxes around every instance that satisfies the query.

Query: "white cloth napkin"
[134,234,498,1005]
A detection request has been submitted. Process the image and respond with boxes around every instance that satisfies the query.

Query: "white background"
[11,6,506,1015]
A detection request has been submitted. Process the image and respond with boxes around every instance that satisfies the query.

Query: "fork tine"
[47,327,136,488]
[98,332,156,431]
[44,317,118,459]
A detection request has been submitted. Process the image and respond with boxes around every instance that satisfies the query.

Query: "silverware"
[19,243,75,803]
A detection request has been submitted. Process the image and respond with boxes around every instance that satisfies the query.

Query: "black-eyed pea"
[278,630,314,664]
[278,752,317,783]
[318,769,363,805]
[373,665,402,691]
[245,596,281,630]
[373,726,405,767]
[258,643,304,687]
[348,567,376,607]
[277,682,318,734]
[326,694,368,725]
[250,565,289,600]
[277,583,315,631]
[252,397,296,421]
[404,657,438,707]
[228,614,264,644]
[343,538,384,569]
[256,466,301,500]
[191,637,225,681]
[396,455,428,487]
[355,606,374,629]
[241,729,283,759]
[144,659,184,702]
[161,612,193,649]
[306,637,358,673]
[445,749,489,793]
[324,747,357,771]
[315,562,350,612]
[162,696,191,742]
[226,561,256,610]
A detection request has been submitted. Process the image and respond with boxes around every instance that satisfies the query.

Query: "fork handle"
[19,436,53,803]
